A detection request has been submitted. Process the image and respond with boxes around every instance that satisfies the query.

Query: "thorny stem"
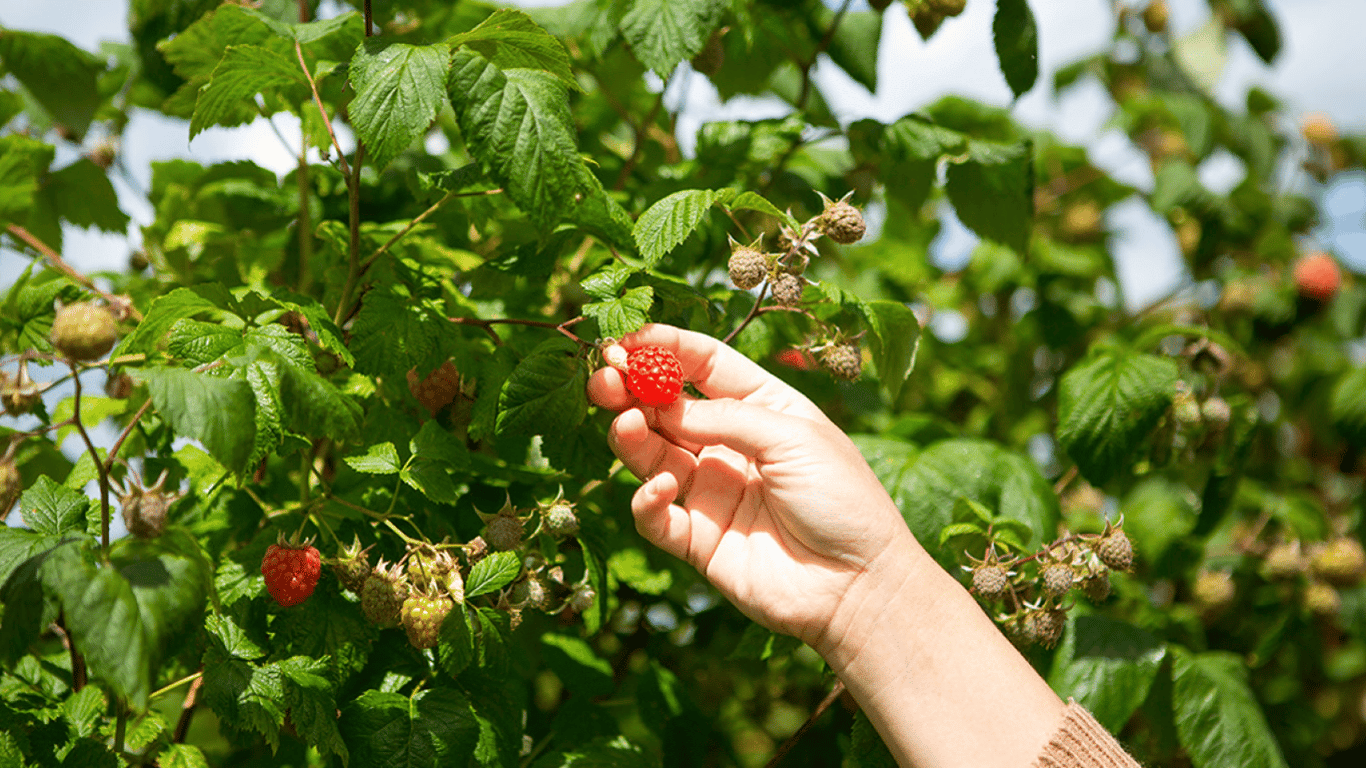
[364,0,374,37]
[294,40,351,180]
[5,225,143,321]
[764,679,846,768]
[335,144,366,326]
[173,674,203,744]
[722,283,770,345]
[70,369,112,556]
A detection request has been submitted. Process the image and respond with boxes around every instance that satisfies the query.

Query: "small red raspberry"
[261,539,322,608]
[406,360,463,415]
[1294,252,1341,301]
[50,302,118,361]
[401,590,454,650]
[774,348,815,371]
[625,346,684,407]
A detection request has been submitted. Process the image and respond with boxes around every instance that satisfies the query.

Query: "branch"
[5,225,142,322]
[358,189,503,276]
[70,368,112,556]
[613,92,665,190]
[764,679,845,768]
[172,674,203,744]
[722,283,770,345]
[294,40,351,180]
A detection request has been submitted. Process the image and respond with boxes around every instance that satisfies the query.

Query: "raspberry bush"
[2,1,1366,767]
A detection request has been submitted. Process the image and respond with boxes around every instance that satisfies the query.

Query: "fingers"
[608,407,704,485]
[653,396,818,465]
[631,473,693,563]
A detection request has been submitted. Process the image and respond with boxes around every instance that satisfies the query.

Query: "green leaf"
[349,290,451,380]
[726,191,796,228]
[1049,615,1167,733]
[447,50,634,246]
[340,688,479,767]
[144,366,257,473]
[114,287,221,358]
[349,40,452,171]
[449,9,577,89]
[1171,648,1290,768]
[190,44,305,139]
[200,656,287,748]
[824,9,882,93]
[495,338,588,438]
[582,286,654,340]
[279,656,349,766]
[465,551,521,598]
[400,462,461,505]
[892,439,1059,562]
[633,189,718,268]
[0,30,102,138]
[992,0,1039,99]
[532,735,655,768]
[727,622,801,662]
[540,633,614,699]
[938,522,986,548]
[411,419,470,470]
[436,606,475,678]
[157,744,210,768]
[165,319,240,366]
[945,140,1033,255]
[40,159,129,234]
[860,300,920,402]
[1330,368,1366,446]
[1150,160,1208,214]
[619,0,726,78]
[580,262,636,300]
[45,533,211,709]
[205,614,265,661]
[17,476,96,538]
[607,548,672,595]
[0,134,53,227]
[274,355,362,441]
[1057,350,1179,486]
[850,709,897,768]
[345,443,401,475]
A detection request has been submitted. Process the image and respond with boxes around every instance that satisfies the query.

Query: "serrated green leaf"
[205,614,266,661]
[411,420,469,470]
[893,439,1058,563]
[945,140,1033,256]
[449,9,577,89]
[115,287,221,358]
[540,633,614,699]
[727,622,801,662]
[339,688,479,767]
[466,551,521,598]
[580,262,636,300]
[495,339,588,438]
[345,443,401,475]
[725,191,796,228]
[860,300,920,402]
[824,9,881,93]
[582,285,653,339]
[993,0,1039,99]
[1049,615,1166,733]
[190,44,305,138]
[349,40,452,171]
[145,366,257,472]
[0,30,102,138]
[165,319,240,366]
[938,522,986,547]
[619,0,726,78]
[350,290,451,380]
[447,49,633,247]
[17,476,96,537]
[157,744,210,768]
[45,532,211,709]
[634,189,718,268]
[437,605,475,677]
[40,159,129,234]
[274,354,362,441]
[279,655,349,766]
[1171,648,1289,768]
[200,656,286,749]
[0,134,53,228]
[400,462,461,505]
[1057,350,1179,486]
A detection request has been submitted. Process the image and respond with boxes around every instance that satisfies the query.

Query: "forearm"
[817,530,1066,768]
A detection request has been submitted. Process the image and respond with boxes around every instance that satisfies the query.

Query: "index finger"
[617,324,827,422]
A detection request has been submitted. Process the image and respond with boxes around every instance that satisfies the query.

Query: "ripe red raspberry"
[1294,252,1341,301]
[626,346,684,407]
[774,348,815,371]
[406,360,462,415]
[261,539,322,608]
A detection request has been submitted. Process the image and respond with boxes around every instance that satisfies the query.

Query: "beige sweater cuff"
[1032,702,1142,768]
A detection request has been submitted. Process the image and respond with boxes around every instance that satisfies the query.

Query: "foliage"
[2,1,1365,766]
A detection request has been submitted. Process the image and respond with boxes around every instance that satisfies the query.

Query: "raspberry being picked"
[261,536,322,608]
[625,346,685,407]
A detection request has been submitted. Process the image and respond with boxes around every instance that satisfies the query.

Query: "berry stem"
[722,283,770,345]
[150,670,202,701]
[717,204,754,242]
[69,367,112,558]
[102,398,153,476]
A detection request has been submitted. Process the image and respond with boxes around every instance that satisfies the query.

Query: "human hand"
[587,324,922,649]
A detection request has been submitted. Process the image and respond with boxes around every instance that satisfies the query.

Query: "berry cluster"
[966,521,1134,649]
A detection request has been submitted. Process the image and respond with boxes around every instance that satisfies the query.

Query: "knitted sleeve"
[1032,702,1142,768]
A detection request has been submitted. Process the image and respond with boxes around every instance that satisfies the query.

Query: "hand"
[587,324,920,648]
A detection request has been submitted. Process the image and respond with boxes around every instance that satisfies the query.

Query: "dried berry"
[511,575,551,611]
[971,564,1010,601]
[568,585,596,613]
[407,360,462,415]
[1025,607,1066,649]
[690,27,726,76]
[818,343,862,381]
[816,197,866,245]
[728,246,768,290]
[486,512,525,551]
[770,272,804,307]
[104,371,135,400]
[50,302,118,361]
[2,364,43,416]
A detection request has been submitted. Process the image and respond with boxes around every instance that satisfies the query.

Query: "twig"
[70,369,112,556]
[1052,465,1079,497]
[334,143,366,325]
[53,617,86,691]
[764,679,846,768]
[722,284,770,345]
[358,189,503,275]
[797,0,853,111]
[5,225,143,321]
[151,670,202,701]
[114,709,127,754]
[172,674,203,743]
[718,204,755,242]
[102,398,153,475]
[294,40,352,180]
[448,316,591,348]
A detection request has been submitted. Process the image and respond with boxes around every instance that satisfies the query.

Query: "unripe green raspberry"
[817,200,866,244]
[819,343,862,381]
[329,536,373,593]
[728,247,768,290]
[1080,573,1111,603]
[361,561,409,628]
[1263,541,1306,580]
[401,590,454,650]
[1303,580,1341,618]
[770,272,804,306]
[1094,529,1134,572]
[1025,608,1066,649]
[1041,563,1075,598]
[486,513,524,551]
[50,302,117,361]
[1193,570,1235,615]
[971,564,1010,601]
[511,575,551,611]
[544,502,580,537]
